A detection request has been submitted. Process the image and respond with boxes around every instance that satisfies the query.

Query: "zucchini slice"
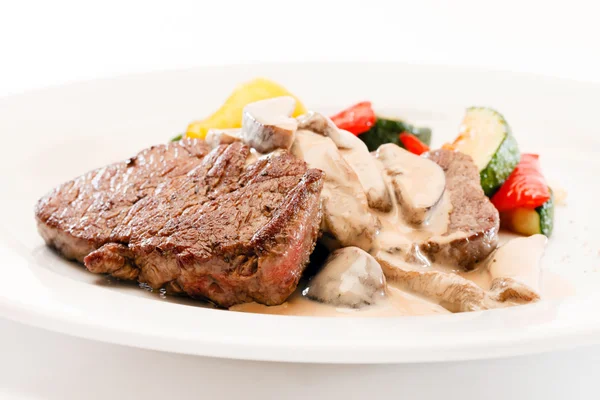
[453,107,520,196]
[499,191,554,237]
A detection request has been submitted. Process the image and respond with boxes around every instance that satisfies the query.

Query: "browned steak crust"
[36,139,324,307]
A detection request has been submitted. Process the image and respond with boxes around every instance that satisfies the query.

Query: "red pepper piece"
[330,101,376,135]
[491,154,551,211]
[399,132,430,155]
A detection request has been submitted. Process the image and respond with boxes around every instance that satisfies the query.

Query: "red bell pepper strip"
[330,101,376,135]
[399,132,430,155]
[491,154,551,212]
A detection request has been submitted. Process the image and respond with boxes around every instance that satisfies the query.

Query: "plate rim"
[1,61,599,364]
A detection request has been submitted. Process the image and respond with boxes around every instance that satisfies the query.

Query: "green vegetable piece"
[536,190,554,237]
[453,107,520,196]
[480,133,520,196]
[499,191,554,237]
[359,117,432,152]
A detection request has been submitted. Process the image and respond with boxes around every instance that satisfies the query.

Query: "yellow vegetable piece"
[186,78,307,140]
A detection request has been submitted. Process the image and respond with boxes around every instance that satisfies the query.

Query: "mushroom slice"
[297,111,342,144]
[334,129,393,212]
[376,252,494,312]
[205,128,242,148]
[241,96,298,153]
[376,250,540,313]
[489,278,539,303]
[292,129,378,251]
[297,111,356,149]
[377,144,446,224]
[297,112,392,211]
[305,247,386,308]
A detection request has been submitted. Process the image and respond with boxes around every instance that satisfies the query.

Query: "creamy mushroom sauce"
[292,129,378,250]
[376,143,446,224]
[232,108,569,317]
[230,285,450,317]
[232,234,563,317]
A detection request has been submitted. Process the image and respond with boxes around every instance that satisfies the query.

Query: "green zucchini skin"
[359,117,432,152]
[499,191,554,237]
[536,190,554,237]
[480,132,520,196]
[457,107,520,196]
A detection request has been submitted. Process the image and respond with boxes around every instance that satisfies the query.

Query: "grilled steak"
[422,149,500,269]
[35,139,324,307]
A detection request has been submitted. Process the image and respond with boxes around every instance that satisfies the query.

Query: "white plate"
[0,63,599,364]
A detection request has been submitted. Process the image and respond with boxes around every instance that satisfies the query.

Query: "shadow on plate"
[30,245,218,309]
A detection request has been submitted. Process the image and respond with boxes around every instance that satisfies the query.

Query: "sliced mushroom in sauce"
[205,128,242,148]
[377,144,446,225]
[292,129,379,251]
[305,247,386,308]
[298,112,392,211]
[375,235,545,313]
[241,96,298,153]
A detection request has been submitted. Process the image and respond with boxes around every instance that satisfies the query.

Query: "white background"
[1,0,600,399]
[1,0,600,97]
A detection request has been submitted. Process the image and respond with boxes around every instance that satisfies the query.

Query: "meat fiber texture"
[36,139,324,307]
[423,149,500,269]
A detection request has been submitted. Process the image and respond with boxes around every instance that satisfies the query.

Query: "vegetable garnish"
[358,117,432,152]
[451,107,520,197]
[399,132,430,155]
[499,191,554,237]
[491,154,551,212]
[330,101,376,135]
[186,78,306,140]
